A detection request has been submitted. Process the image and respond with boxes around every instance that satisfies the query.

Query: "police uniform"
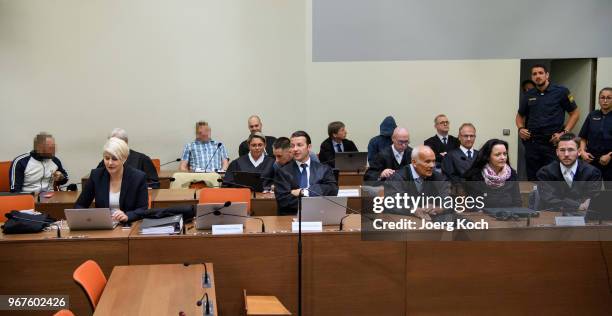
[518,83,577,181]
[578,109,612,186]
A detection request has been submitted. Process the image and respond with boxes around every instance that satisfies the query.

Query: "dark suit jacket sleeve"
[364,151,385,182]
[274,167,298,211]
[318,139,335,166]
[309,165,339,196]
[126,172,149,222]
[75,169,97,209]
[509,172,522,207]
[345,140,358,152]
[441,154,459,183]
[222,159,239,187]
[140,155,160,189]
[261,159,275,190]
[424,137,442,163]
[238,141,249,157]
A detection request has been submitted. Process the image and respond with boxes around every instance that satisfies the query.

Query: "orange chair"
[198,188,251,213]
[151,158,161,173]
[54,310,75,316]
[0,194,35,218]
[0,161,11,192]
[73,260,107,309]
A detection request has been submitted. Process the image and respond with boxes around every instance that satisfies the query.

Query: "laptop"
[195,202,249,230]
[335,152,368,172]
[233,171,264,192]
[298,196,348,225]
[64,208,119,230]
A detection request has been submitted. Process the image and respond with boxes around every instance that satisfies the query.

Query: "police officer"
[516,64,580,181]
[579,87,612,188]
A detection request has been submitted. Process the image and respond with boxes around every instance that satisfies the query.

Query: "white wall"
[4,0,609,181]
[597,58,612,99]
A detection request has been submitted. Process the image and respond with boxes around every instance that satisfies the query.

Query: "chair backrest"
[151,158,160,173]
[198,188,251,213]
[0,194,35,218]
[0,161,11,192]
[54,309,75,316]
[73,260,107,309]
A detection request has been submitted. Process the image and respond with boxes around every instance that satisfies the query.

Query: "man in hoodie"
[367,116,397,164]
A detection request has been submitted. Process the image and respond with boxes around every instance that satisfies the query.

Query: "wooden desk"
[0,225,131,316]
[150,188,197,208]
[35,191,80,219]
[94,263,217,316]
[337,171,365,186]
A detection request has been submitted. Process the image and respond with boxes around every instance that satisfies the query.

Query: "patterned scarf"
[482,163,511,188]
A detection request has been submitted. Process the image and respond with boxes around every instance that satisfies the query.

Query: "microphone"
[160,158,181,167]
[184,262,210,287]
[203,143,223,172]
[196,293,211,315]
[216,178,256,198]
[195,201,266,233]
[6,213,61,238]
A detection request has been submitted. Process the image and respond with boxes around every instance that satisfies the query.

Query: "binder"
[140,214,183,235]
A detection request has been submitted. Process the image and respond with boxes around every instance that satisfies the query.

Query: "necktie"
[467,150,472,159]
[299,163,308,188]
[442,137,447,145]
[414,177,423,193]
[563,169,573,187]
[336,143,342,153]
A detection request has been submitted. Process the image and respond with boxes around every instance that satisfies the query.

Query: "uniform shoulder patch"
[568,94,575,103]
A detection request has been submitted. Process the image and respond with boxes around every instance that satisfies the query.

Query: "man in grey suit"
[274,131,339,215]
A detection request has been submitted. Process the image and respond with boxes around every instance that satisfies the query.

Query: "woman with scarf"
[462,139,522,208]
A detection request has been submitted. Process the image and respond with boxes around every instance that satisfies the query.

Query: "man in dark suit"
[274,131,338,215]
[424,114,460,167]
[537,133,602,211]
[238,115,276,157]
[441,123,478,187]
[364,127,412,182]
[318,121,358,167]
[385,145,450,220]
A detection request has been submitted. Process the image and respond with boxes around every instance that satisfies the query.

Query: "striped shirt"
[181,140,229,171]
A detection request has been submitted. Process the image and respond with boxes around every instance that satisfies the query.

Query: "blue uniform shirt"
[579,110,612,157]
[518,83,577,135]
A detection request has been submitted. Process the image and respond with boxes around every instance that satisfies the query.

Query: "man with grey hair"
[364,127,412,182]
[96,128,159,188]
[385,145,450,220]
[238,115,277,157]
[10,132,69,193]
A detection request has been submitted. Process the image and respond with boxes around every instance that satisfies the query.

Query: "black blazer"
[441,148,478,185]
[364,145,412,182]
[238,136,277,158]
[536,160,602,210]
[383,166,450,215]
[464,168,522,208]
[424,135,460,165]
[274,160,339,215]
[318,137,359,168]
[223,155,275,191]
[75,166,149,222]
[97,149,160,189]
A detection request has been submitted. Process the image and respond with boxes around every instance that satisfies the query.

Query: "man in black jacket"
[274,131,338,215]
[537,133,602,211]
[238,115,276,157]
[441,123,478,187]
[424,114,460,167]
[364,127,412,182]
[96,128,159,188]
[318,121,358,167]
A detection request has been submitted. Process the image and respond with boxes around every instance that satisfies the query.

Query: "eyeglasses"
[437,121,449,125]
[557,148,577,153]
[460,135,476,139]
[600,96,612,101]
[397,140,410,145]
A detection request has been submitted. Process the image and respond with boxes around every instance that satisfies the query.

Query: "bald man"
[238,115,277,157]
[364,127,412,182]
[385,145,450,220]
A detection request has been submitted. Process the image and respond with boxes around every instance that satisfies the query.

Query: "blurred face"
[531,67,549,88]
[37,137,56,158]
[489,144,508,171]
[103,152,123,175]
[412,148,436,178]
[435,116,450,134]
[249,137,265,159]
[196,125,211,142]
[523,82,535,92]
[248,118,262,134]
[458,126,476,149]
[392,130,410,153]
[291,136,311,162]
[599,90,612,113]
[333,127,347,141]
[274,147,293,166]
[556,140,578,167]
